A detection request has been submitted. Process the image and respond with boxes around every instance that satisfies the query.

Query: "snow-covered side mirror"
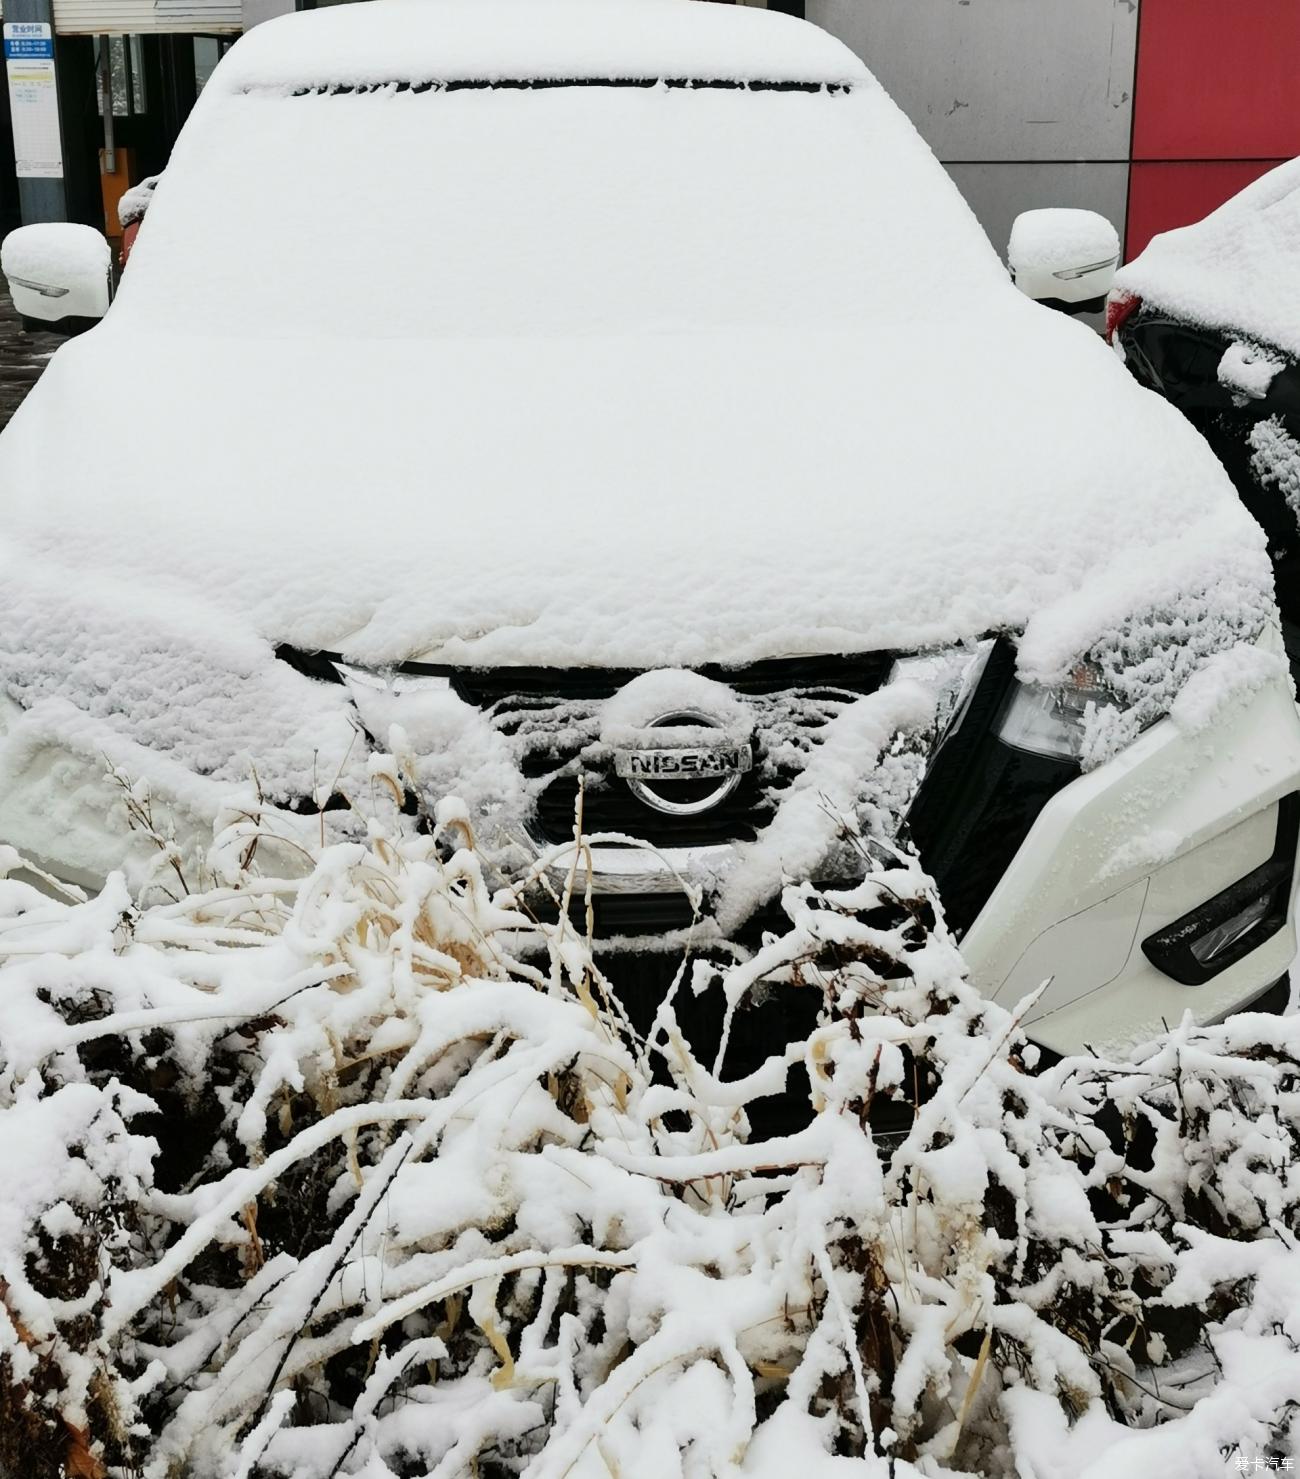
[1,223,112,334]
[1007,208,1120,316]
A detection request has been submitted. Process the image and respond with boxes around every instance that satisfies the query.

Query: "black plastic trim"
[275,643,898,849]
[905,638,1081,939]
[19,312,101,339]
[281,638,1083,941]
[275,644,343,684]
[275,645,895,704]
[1117,316,1239,412]
[1141,793,1300,986]
[1035,293,1107,318]
[1118,314,1300,418]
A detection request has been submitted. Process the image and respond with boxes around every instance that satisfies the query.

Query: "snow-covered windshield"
[111,80,1005,339]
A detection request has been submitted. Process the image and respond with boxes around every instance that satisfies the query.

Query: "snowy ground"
[0,287,59,431]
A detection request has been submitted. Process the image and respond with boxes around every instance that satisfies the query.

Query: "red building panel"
[1132,0,1300,161]
[1126,158,1285,259]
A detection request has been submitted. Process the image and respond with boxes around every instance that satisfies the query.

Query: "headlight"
[888,641,994,738]
[995,663,1118,761]
[889,644,1126,765]
[330,660,450,697]
[328,662,457,759]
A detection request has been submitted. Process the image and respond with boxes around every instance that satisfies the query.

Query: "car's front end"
[1107,161,1300,651]
[256,590,1300,1059]
[7,562,1294,1063]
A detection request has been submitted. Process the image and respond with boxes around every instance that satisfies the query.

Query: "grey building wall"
[945,161,1130,267]
[241,0,295,28]
[806,0,1138,257]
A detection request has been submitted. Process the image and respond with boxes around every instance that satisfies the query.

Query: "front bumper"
[523,634,1300,1057]
[2,628,1298,1062]
[961,635,1300,1055]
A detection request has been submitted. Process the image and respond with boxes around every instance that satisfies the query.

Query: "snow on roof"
[217,0,870,94]
[1115,156,1300,358]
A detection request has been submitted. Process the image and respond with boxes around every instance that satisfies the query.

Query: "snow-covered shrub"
[1028,1016,1300,1471]
[0,777,1298,1477]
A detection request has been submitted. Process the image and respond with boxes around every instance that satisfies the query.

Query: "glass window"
[195,37,221,92]
[96,35,146,118]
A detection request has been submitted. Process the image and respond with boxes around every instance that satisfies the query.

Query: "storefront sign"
[4,22,63,179]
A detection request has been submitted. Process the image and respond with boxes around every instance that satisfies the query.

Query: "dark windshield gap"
[245,77,852,99]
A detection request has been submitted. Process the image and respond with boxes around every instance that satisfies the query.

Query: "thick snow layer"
[1,313,1266,673]
[8,70,1259,671]
[0,221,110,284]
[121,79,1000,340]
[116,174,158,229]
[1006,206,1119,275]
[1114,156,1300,357]
[1217,339,1284,398]
[217,0,869,92]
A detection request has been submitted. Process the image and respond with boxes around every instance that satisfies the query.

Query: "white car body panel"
[967,626,1300,1053]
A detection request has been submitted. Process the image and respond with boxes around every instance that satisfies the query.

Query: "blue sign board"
[4,37,54,61]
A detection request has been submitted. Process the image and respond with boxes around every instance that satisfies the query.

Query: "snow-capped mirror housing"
[1008,208,1120,316]
[1,223,112,334]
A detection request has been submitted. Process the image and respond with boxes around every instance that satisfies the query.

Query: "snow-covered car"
[1107,159,1300,641]
[1,0,1298,1057]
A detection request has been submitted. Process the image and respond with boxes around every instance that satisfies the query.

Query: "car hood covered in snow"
[0,304,1270,677]
[1115,156,1300,358]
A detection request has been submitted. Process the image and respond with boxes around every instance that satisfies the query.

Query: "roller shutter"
[52,0,240,35]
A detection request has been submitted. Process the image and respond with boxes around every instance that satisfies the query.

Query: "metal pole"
[99,36,115,175]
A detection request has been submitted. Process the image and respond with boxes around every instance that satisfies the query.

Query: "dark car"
[1106,159,1300,652]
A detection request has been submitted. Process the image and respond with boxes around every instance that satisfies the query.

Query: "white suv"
[2,0,1298,1055]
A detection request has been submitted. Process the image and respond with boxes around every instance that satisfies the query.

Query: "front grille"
[537,764,775,847]
[277,640,1078,942]
[451,653,896,849]
[450,652,894,708]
